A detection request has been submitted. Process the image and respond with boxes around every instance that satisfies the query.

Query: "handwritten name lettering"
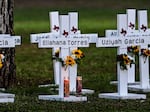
[39,38,89,48]
[43,40,66,46]
[68,40,88,45]
[111,32,118,36]
[101,38,144,46]
[124,38,144,44]
[0,40,8,46]
[30,33,59,43]
[97,37,148,47]
[42,40,87,46]
[102,39,122,46]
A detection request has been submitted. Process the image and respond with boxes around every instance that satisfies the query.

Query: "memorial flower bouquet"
[141,48,150,63]
[52,49,84,70]
[127,45,139,56]
[117,54,134,70]
[72,49,85,64]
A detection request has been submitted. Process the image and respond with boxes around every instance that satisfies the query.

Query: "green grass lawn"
[1,7,150,111]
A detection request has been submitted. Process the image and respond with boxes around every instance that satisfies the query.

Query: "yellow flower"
[123,55,130,65]
[117,54,134,70]
[146,49,150,56]
[124,58,131,65]
[133,46,139,53]
[0,54,4,69]
[128,46,139,55]
[142,49,150,56]
[123,54,128,60]
[0,62,3,69]
[72,49,84,59]
[65,56,76,66]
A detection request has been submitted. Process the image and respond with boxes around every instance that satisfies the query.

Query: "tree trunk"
[0,0,16,88]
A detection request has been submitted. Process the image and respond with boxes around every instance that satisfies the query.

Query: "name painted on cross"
[38,38,89,48]
[96,36,149,47]
[70,34,98,43]
[30,33,59,43]
[0,38,15,48]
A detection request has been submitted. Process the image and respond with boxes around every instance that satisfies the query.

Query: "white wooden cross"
[107,9,138,85]
[0,34,21,103]
[96,14,146,99]
[68,12,97,94]
[30,11,60,85]
[38,15,90,102]
[31,11,97,94]
[50,12,60,86]
[128,10,150,92]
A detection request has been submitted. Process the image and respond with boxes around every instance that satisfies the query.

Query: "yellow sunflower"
[0,54,3,69]
[141,49,150,63]
[127,46,139,56]
[133,46,139,54]
[72,49,84,59]
[65,56,76,66]
[144,49,150,56]
[117,54,134,70]
[123,55,131,65]
[0,62,2,69]
[123,55,128,60]
[124,58,131,65]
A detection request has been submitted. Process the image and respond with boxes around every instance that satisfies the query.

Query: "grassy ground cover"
[0,7,150,111]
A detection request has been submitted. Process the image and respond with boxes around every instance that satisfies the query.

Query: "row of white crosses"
[31,11,97,94]
[0,34,21,103]
[107,9,150,92]
[129,10,150,92]
[108,9,137,85]
[30,9,150,100]
[30,12,97,101]
[96,9,150,99]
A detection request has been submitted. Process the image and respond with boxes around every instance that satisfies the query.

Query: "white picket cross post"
[30,11,60,86]
[128,10,150,92]
[108,9,138,85]
[138,10,150,89]
[59,15,70,98]
[50,11,60,85]
[68,12,96,94]
[117,14,128,96]
[97,14,146,99]
[38,15,88,102]
[126,9,136,84]
[68,12,78,93]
